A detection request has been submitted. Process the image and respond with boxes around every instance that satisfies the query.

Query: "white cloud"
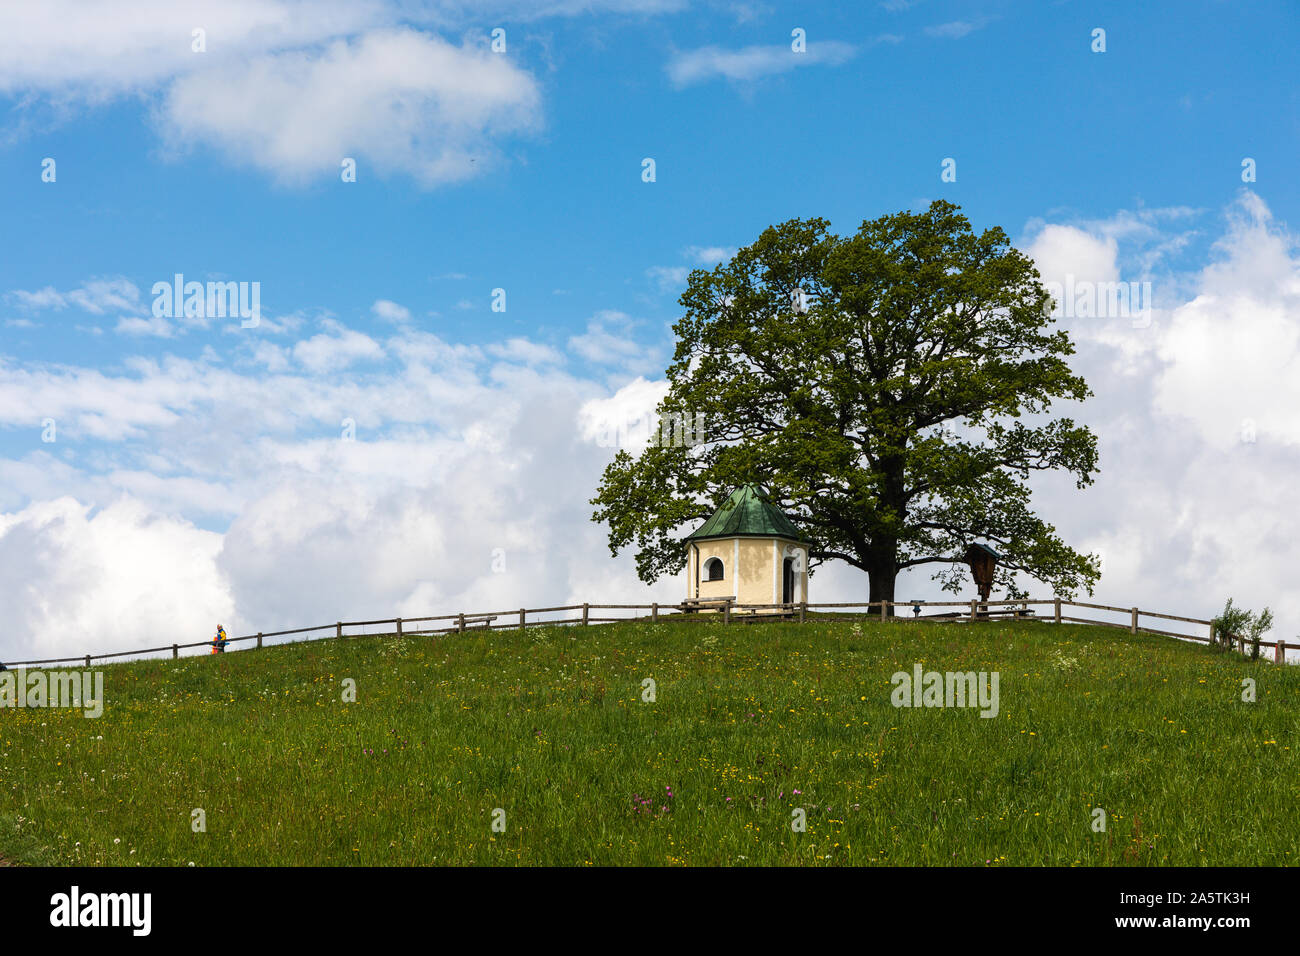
[924,19,989,39]
[485,337,565,365]
[371,299,412,323]
[292,321,385,373]
[667,40,856,88]
[0,1,384,99]
[251,341,292,372]
[159,29,543,187]
[10,277,142,315]
[647,265,690,292]
[0,497,233,662]
[686,245,736,265]
[1150,194,1300,449]
[0,6,571,186]
[1026,225,1119,287]
[577,376,670,452]
[1016,192,1300,650]
[0,325,690,660]
[567,310,657,371]
[648,245,737,292]
[423,0,685,21]
[115,315,175,338]
[6,196,1300,665]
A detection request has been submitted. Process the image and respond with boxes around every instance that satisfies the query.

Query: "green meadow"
[1,617,1296,866]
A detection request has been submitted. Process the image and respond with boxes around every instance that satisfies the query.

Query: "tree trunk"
[867,564,898,617]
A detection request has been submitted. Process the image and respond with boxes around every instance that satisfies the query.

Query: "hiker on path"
[212,624,228,654]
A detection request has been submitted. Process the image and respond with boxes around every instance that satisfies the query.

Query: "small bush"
[1211,598,1274,660]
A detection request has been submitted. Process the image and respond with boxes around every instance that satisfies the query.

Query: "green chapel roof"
[684,484,810,543]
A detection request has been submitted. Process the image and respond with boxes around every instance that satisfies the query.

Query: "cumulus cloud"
[0,6,551,186]
[1020,191,1300,648]
[0,0,383,99]
[1150,194,1300,449]
[0,325,688,660]
[292,320,385,373]
[5,195,1300,663]
[0,497,233,662]
[159,29,543,187]
[485,337,565,365]
[576,376,670,453]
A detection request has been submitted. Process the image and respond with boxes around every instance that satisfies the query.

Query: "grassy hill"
[1,616,1296,866]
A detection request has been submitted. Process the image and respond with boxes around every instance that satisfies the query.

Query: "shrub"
[1211,598,1274,660]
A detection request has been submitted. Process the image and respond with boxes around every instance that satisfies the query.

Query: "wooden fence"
[3,596,1292,668]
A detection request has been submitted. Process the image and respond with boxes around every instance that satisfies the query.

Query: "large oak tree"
[591,201,1100,606]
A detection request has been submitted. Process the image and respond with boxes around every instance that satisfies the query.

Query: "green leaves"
[592,201,1101,600]
[1211,598,1274,657]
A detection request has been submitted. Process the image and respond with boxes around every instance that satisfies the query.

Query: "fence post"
[85,655,91,669]
[1209,622,1216,647]
[582,603,589,626]
[652,602,659,622]
[799,601,806,623]
[396,618,403,638]
[879,600,888,621]
[1054,597,1061,624]
[970,599,977,622]
[519,608,526,631]
[724,600,731,625]
[1130,607,1138,634]
[172,644,178,659]
[336,621,342,639]
[256,632,262,649]
[1276,638,1286,665]
[1237,635,1245,655]
[458,613,465,633]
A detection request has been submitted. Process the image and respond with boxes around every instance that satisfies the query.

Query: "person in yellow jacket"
[212,624,228,654]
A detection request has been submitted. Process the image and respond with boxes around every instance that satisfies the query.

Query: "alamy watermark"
[152,273,261,328]
[0,668,104,718]
[50,886,150,936]
[890,663,999,718]
[1043,275,1152,327]
[595,410,710,450]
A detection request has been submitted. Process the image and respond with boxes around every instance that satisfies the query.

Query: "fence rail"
[2,597,1291,668]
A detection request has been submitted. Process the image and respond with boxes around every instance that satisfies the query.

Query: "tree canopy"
[591,200,1100,604]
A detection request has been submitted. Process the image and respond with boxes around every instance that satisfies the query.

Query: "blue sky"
[1,0,1299,659]
[4,0,1295,368]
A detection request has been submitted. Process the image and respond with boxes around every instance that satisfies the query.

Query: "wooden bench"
[678,597,734,614]
[975,607,1036,620]
[735,604,798,622]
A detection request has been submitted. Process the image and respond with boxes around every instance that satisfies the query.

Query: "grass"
[1,616,1297,866]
